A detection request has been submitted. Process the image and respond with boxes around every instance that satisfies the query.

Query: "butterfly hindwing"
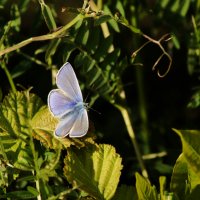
[70,109,88,137]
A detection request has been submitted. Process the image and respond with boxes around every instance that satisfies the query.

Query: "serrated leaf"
[0,91,43,139]
[112,184,137,200]
[135,172,157,200]
[173,129,200,178]
[31,106,60,149]
[14,147,34,170]
[64,144,123,200]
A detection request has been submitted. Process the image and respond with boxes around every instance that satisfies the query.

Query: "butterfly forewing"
[48,89,76,118]
[56,62,83,102]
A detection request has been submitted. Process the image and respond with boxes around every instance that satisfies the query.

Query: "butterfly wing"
[48,62,89,138]
[56,62,83,102]
[48,89,76,118]
[54,110,79,137]
[69,108,88,137]
[55,105,88,138]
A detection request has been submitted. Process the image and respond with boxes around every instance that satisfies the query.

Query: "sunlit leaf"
[64,144,123,200]
[135,172,157,200]
[0,91,43,139]
[173,129,200,178]
[170,154,189,199]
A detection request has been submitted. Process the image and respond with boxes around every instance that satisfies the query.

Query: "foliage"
[0,0,200,199]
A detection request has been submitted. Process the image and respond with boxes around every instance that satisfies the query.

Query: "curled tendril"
[132,33,172,78]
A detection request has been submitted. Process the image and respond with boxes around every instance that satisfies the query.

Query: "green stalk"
[1,62,16,93]
[29,133,42,200]
[135,68,150,154]
[0,14,83,57]
[115,90,148,178]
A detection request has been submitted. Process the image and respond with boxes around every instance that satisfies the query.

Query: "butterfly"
[48,62,89,138]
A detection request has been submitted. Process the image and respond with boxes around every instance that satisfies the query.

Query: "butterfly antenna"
[88,107,101,115]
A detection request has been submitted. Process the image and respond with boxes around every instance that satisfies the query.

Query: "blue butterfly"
[48,62,88,138]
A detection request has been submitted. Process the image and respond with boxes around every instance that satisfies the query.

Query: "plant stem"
[0,14,83,57]
[1,62,16,93]
[29,133,42,200]
[135,67,150,154]
[115,90,148,178]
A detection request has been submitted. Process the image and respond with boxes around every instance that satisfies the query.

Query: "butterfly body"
[48,62,89,138]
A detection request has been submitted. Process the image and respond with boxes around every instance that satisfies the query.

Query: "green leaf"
[10,4,21,32]
[171,0,180,13]
[64,144,123,200]
[86,26,100,54]
[27,186,39,196]
[160,0,170,8]
[94,15,112,26]
[170,154,189,200]
[173,129,200,178]
[39,0,57,31]
[103,5,120,32]
[0,190,37,199]
[94,35,113,62]
[135,172,157,200]
[179,0,190,16]
[0,91,43,139]
[159,176,166,200]
[102,48,120,67]
[188,90,200,108]
[112,184,137,200]
[75,20,90,46]
[116,1,125,17]
[45,38,61,64]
